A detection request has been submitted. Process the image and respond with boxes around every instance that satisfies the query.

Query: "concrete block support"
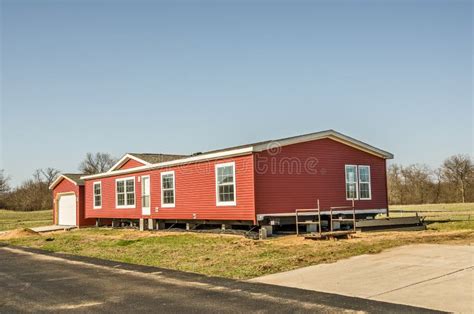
[261,225,273,237]
[186,223,197,231]
[139,219,145,231]
[156,221,166,230]
[307,224,318,233]
[148,219,156,230]
[221,224,232,230]
[95,218,100,227]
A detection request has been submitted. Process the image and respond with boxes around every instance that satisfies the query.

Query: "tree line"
[0,153,472,211]
[0,153,116,211]
[388,154,473,204]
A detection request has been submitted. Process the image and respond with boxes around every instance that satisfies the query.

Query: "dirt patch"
[0,228,39,240]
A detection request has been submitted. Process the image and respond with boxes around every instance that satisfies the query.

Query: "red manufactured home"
[51,130,393,230]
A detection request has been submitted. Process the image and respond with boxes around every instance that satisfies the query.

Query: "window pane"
[126,193,135,205]
[162,175,173,189]
[94,195,101,207]
[219,185,234,202]
[346,183,357,199]
[126,179,134,192]
[218,166,234,184]
[346,166,356,183]
[117,181,124,193]
[360,183,370,199]
[359,167,369,183]
[163,190,174,204]
[117,194,125,206]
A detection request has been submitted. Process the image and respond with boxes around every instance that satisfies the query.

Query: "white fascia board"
[107,154,152,172]
[81,147,254,180]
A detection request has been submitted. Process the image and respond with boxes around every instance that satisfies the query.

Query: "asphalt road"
[0,245,441,313]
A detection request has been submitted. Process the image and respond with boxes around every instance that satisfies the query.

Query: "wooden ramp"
[356,216,425,232]
[29,225,76,233]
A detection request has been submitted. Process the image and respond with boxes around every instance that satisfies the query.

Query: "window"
[93,182,101,209]
[345,165,358,200]
[358,166,371,200]
[116,177,135,208]
[216,162,236,206]
[161,171,175,207]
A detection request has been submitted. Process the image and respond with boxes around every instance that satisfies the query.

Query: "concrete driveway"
[251,244,474,313]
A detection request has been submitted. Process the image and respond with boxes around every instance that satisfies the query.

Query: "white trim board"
[160,171,175,208]
[215,162,237,207]
[115,176,136,209]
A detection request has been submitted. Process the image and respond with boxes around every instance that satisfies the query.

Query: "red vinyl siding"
[254,138,388,214]
[52,179,94,227]
[118,159,146,170]
[84,154,256,222]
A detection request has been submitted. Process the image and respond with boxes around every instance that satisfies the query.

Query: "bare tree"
[32,168,60,185]
[402,164,434,204]
[0,170,10,195]
[41,168,61,186]
[79,153,117,175]
[388,164,405,204]
[441,154,474,203]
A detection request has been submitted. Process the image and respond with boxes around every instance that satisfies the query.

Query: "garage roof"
[49,173,84,190]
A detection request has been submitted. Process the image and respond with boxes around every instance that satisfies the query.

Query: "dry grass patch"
[2,226,473,279]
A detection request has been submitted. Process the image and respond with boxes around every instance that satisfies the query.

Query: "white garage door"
[58,194,77,226]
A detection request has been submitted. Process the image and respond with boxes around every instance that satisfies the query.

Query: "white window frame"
[115,176,136,209]
[161,171,175,208]
[345,165,359,201]
[358,165,372,200]
[93,181,102,209]
[215,162,237,206]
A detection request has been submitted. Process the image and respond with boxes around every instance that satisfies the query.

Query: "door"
[58,194,77,226]
[141,176,151,216]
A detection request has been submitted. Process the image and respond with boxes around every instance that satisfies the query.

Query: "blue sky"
[1,0,472,186]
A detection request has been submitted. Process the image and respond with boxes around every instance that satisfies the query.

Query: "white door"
[142,176,151,216]
[58,194,77,226]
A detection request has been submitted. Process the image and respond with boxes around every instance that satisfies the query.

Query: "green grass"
[2,226,473,279]
[0,209,53,231]
[428,221,474,231]
[386,203,474,231]
[1,204,473,279]
[390,203,474,212]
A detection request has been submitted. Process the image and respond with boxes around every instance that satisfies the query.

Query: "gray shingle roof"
[128,153,189,164]
[62,173,85,186]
